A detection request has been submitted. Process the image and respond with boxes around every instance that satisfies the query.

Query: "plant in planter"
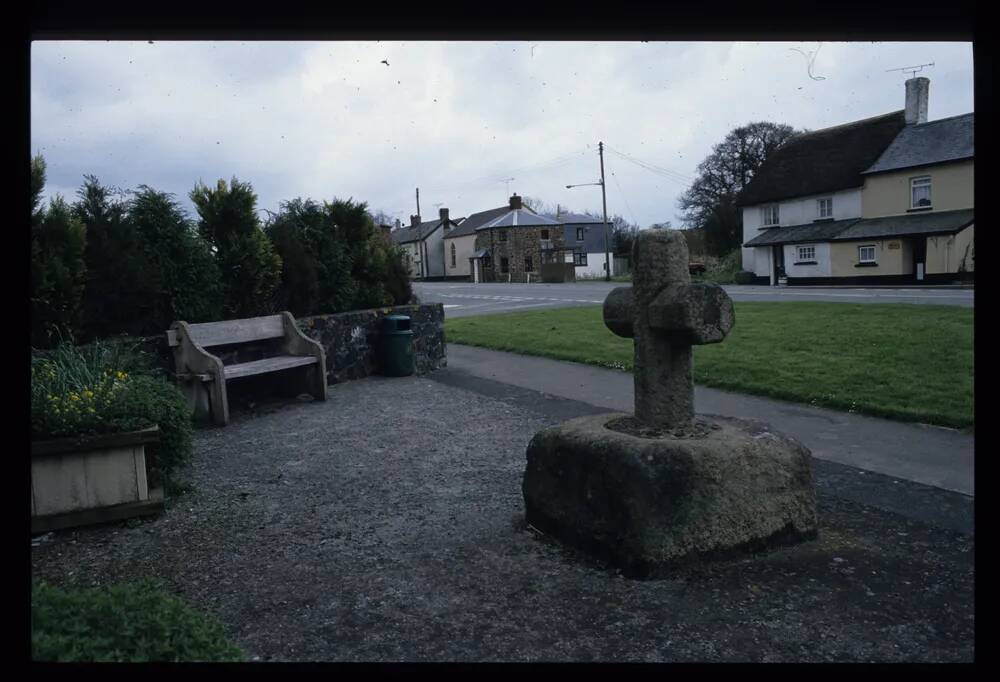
[30,341,193,532]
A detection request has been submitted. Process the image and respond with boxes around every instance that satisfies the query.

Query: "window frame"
[524,256,533,272]
[450,243,456,268]
[500,256,510,274]
[817,197,833,219]
[910,176,932,209]
[576,227,585,241]
[573,252,588,266]
[858,244,877,264]
[760,204,780,227]
[540,229,550,240]
[498,229,508,242]
[795,244,817,263]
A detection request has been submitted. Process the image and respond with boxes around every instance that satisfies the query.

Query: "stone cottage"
[472,194,567,283]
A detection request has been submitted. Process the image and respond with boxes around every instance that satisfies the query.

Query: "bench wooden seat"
[222,355,318,380]
[167,312,327,426]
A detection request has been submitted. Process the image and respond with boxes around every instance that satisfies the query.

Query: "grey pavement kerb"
[443,344,974,497]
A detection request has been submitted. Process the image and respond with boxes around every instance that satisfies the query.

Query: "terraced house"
[390,208,463,279]
[740,77,974,285]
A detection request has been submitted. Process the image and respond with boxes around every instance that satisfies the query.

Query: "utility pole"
[599,141,610,282]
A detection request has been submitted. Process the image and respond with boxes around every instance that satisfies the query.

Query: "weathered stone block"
[523,413,818,577]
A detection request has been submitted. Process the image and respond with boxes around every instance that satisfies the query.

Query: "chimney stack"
[509,193,523,210]
[439,207,449,223]
[410,214,421,227]
[395,218,401,230]
[905,77,929,125]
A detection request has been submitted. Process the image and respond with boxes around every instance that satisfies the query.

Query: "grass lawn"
[445,302,974,429]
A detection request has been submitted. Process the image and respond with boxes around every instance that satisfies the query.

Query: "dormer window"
[911,176,932,209]
[761,204,780,227]
[817,198,833,218]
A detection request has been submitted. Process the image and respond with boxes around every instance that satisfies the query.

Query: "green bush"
[734,270,758,285]
[129,186,223,331]
[32,580,244,662]
[190,178,283,318]
[31,156,88,348]
[692,249,742,284]
[266,197,411,316]
[74,176,150,341]
[31,340,192,490]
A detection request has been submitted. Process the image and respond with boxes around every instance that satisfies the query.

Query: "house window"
[817,198,833,218]
[859,245,877,264]
[760,204,779,226]
[498,230,508,242]
[911,176,932,208]
[540,229,550,240]
[573,252,588,266]
[796,245,816,262]
[500,257,509,273]
[576,227,585,241]
[450,243,456,268]
[524,256,533,272]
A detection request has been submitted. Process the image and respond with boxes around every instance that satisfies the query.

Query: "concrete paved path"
[444,344,974,497]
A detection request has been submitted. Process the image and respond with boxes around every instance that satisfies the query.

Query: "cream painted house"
[741,76,973,285]
[390,208,462,280]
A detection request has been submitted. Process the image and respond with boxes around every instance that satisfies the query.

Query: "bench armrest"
[280,312,328,398]
[168,321,225,380]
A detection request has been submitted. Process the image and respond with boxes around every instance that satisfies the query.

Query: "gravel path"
[31,375,974,662]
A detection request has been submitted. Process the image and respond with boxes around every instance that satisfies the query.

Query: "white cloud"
[31,40,973,228]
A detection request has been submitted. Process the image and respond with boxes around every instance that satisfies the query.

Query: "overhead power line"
[423,148,590,195]
[609,168,638,227]
[603,145,695,187]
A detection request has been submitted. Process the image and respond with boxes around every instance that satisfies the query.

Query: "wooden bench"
[167,312,327,426]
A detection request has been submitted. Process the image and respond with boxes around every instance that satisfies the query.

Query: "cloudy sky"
[31,41,973,228]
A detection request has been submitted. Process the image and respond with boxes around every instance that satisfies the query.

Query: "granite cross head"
[603,229,735,430]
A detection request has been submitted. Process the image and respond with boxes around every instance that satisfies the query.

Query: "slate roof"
[736,111,907,207]
[444,204,538,239]
[743,209,974,247]
[743,218,861,247]
[478,208,563,229]
[863,113,974,174]
[556,211,604,224]
[832,209,974,241]
[390,216,465,245]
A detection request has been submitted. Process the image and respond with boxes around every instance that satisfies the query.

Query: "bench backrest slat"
[183,315,285,348]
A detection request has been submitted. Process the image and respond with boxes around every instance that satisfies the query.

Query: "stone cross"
[603,229,735,430]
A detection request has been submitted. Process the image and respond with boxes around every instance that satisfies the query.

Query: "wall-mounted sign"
[888,241,901,250]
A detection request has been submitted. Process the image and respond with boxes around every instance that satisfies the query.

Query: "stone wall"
[138,304,446,384]
[298,304,446,383]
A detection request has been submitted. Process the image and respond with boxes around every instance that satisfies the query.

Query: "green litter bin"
[380,314,414,377]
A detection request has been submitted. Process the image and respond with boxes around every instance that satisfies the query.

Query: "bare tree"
[677,121,798,255]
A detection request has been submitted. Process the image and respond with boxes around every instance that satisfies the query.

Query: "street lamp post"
[566,141,611,281]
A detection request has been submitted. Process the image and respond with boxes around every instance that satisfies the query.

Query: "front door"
[773,245,785,285]
[912,237,927,282]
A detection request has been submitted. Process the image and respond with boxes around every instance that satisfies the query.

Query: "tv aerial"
[886,62,935,79]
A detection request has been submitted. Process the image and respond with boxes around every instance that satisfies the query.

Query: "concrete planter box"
[31,426,164,533]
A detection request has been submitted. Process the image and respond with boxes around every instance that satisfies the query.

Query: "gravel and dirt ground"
[31,375,974,662]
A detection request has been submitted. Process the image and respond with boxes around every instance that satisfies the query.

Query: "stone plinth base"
[523,413,818,577]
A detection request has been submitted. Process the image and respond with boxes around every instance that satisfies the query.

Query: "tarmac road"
[414,281,973,317]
